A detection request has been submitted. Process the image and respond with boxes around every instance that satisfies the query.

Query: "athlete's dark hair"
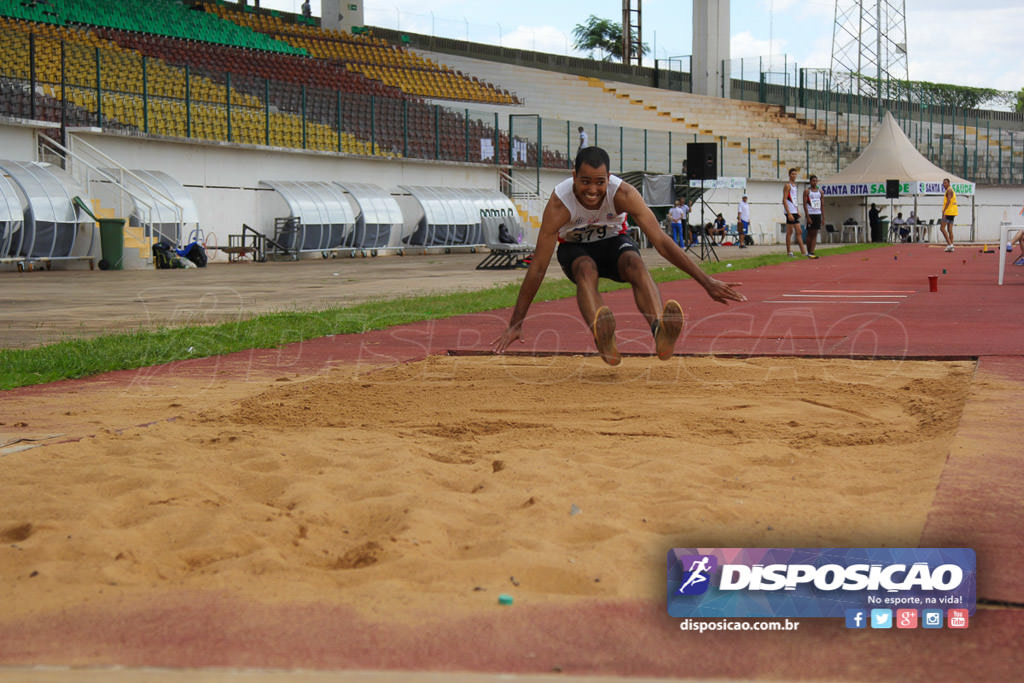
[788,167,798,175]
[575,146,610,173]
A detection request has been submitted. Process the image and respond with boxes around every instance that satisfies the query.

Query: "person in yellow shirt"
[940,178,958,252]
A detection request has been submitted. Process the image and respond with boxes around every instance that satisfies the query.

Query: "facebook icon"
[845,609,867,629]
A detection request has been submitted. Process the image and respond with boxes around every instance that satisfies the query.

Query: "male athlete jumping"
[492,147,745,365]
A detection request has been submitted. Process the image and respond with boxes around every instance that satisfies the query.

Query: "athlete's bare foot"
[592,306,621,366]
[655,299,684,360]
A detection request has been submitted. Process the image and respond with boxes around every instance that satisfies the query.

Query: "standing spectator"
[782,168,806,257]
[577,126,589,152]
[940,178,958,252]
[869,203,881,242]
[301,1,311,18]
[667,199,685,246]
[680,199,695,246]
[737,194,751,248]
[802,174,823,259]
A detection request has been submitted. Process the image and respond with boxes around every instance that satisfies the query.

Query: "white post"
[322,0,364,32]
[692,0,730,98]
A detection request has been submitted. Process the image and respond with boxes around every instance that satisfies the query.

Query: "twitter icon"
[870,609,893,629]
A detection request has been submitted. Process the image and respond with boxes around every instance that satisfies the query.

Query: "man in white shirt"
[782,168,806,257]
[737,195,751,248]
[493,147,746,365]
[892,212,910,242]
[802,174,824,259]
[668,199,685,246]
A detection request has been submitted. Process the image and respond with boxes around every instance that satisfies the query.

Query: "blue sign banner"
[667,548,976,618]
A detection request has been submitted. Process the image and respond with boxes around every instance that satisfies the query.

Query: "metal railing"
[39,133,185,252]
[2,23,1022,186]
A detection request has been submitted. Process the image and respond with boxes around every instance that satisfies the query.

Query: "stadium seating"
[0,17,399,155]
[0,3,513,164]
[3,4,1010,181]
[1,0,303,55]
[203,1,517,105]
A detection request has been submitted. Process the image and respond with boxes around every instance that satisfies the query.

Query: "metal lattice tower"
[831,0,908,102]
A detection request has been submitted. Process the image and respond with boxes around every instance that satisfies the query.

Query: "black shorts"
[807,214,822,230]
[557,234,640,283]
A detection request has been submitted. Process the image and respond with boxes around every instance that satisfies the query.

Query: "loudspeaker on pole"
[686,142,718,180]
[886,179,900,199]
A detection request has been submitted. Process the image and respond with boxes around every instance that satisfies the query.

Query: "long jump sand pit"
[0,355,976,671]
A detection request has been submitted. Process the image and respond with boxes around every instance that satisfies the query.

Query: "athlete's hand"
[492,322,525,354]
[704,278,746,304]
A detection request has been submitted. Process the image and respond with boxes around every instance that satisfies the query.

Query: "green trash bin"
[873,219,890,243]
[73,196,126,270]
[97,218,125,270]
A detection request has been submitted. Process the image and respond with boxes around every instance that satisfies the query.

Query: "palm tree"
[572,15,647,62]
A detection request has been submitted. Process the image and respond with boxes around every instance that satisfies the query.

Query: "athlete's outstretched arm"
[615,184,746,304]
[492,194,568,353]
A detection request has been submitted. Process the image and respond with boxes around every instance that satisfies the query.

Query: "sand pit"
[0,355,974,638]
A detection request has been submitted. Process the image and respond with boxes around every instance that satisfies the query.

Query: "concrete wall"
[3,122,1019,268]
[0,119,50,162]
[65,130,503,249]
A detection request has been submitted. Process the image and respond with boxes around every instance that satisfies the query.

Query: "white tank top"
[554,175,628,243]
[785,182,799,213]
[806,188,822,215]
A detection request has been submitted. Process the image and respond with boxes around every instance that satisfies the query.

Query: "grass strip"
[0,243,882,390]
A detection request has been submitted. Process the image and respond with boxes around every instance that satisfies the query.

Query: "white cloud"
[763,0,800,13]
[731,31,776,59]
[802,33,837,73]
[905,6,1024,91]
[502,25,575,56]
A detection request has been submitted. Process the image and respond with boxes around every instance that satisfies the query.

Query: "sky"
[255,1,1023,94]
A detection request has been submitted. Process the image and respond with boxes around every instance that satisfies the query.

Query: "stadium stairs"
[410,49,859,180]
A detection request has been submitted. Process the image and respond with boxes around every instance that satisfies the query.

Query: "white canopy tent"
[819,111,976,241]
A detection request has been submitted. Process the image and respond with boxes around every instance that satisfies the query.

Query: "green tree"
[1016,87,1024,113]
[852,73,1012,110]
[572,15,648,62]
[911,80,1002,109]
